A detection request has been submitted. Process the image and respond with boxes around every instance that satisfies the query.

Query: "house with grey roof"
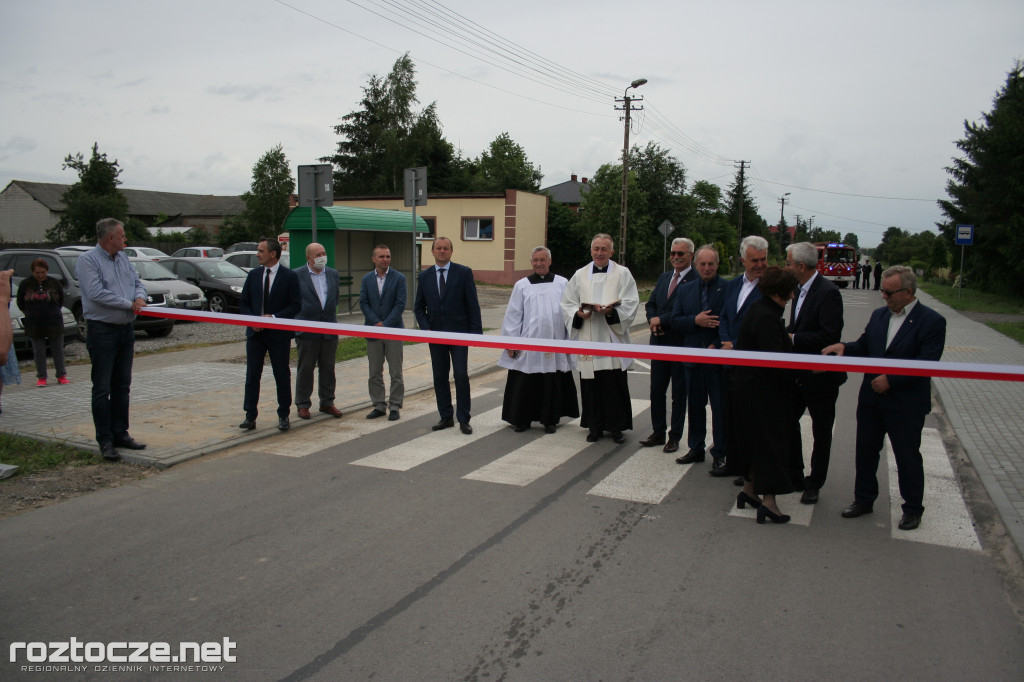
[540,174,590,213]
[0,180,245,242]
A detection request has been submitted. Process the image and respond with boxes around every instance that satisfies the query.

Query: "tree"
[939,61,1024,295]
[842,232,860,249]
[545,199,587,276]
[578,163,651,268]
[239,144,294,239]
[724,169,769,264]
[47,143,133,243]
[473,132,543,192]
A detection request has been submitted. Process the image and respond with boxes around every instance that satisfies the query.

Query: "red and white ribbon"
[137,308,1024,383]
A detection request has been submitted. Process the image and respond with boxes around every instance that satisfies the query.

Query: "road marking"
[352,404,506,470]
[888,428,981,550]
[260,388,496,458]
[463,418,584,486]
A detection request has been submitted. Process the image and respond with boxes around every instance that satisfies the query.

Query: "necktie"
[667,272,680,299]
[439,268,446,296]
[263,267,271,315]
[701,282,709,311]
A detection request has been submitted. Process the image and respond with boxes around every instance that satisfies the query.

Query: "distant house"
[0,180,245,242]
[541,174,590,213]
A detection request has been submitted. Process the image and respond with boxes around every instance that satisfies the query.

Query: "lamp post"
[619,77,647,261]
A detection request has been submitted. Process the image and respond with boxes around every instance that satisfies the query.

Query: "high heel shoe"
[737,491,762,509]
[756,506,791,525]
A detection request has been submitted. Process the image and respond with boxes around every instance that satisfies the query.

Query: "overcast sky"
[2,0,1021,247]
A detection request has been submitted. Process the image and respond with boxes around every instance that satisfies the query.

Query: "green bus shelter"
[282,206,430,312]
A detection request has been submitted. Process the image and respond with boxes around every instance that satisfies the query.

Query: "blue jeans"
[86,320,135,446]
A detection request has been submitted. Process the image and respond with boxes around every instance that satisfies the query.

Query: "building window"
[462,217,494,241]
[422,216,436,239]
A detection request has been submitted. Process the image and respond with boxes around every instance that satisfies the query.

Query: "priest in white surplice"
[498,247,579,434]
[560,233,640,444]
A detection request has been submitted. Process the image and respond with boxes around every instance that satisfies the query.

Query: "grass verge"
[919,281,1024,315]
[0,433,101,476]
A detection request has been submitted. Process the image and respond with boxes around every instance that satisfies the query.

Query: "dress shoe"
[709,458,730,476]
[841,501,874,518]
[514,424,529,432]
[757,506,791,524]
[100,443,120,462]
[460,422,473,435]
[586,430,602,442]
[638,432,665,447]
[737,491,762,509]
[800,487,819,504]
[320,406,343,418]
[544,424,556,434]
[663,439,680,454]
[238,418,256,430]
[898,513,921,531]
[611,431,625,444]
[113,436,147,451]
[675,448,705,465]
[366,408,386,419]
[278,417,290,431]
[388,410,400,421]
[432,418,454,431]
[297,407,312,420]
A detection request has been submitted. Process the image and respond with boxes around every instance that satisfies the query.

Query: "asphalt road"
[2,290,1023,681]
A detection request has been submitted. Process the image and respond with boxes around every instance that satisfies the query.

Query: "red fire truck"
[814,242,857,288]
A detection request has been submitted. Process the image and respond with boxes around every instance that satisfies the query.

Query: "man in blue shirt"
[75,218,149,462]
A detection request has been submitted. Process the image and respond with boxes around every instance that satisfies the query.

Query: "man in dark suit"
[639,237,696,453]
[414,237,482,434]
[238,237,301,432]
[824,265,946,531]
[670,245,728,470]
[785,242,846,504]
[873,261,883,290]
[359,244,407,421]
[715,235,768,478]
[293,241,342,421]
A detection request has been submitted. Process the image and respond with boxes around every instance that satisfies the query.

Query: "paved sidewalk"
[1,290,1022,557]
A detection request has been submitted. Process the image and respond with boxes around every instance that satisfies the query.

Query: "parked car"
[171,246,224,259]
[54,252,175,337]
[223,250,289,271]
[0,248,86,340]
[225,241,258,254]
[9,278,78,354]
[159,257,248,313]
[123,246,170,260]
[129,258,207,310]
[55,245,93,253]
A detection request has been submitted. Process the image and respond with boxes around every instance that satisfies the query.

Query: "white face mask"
[312,255,328,270]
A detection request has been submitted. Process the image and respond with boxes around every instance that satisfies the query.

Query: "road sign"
[657,220,674,237]
[404,167,428,207]
[955,225,974,246]
[297,164,333,208]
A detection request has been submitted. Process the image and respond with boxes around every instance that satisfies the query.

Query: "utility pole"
[615,78,647,262]
[777,192,791,248]
[734,160,749,271]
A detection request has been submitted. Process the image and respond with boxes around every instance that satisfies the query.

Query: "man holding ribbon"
[560,233,639,444]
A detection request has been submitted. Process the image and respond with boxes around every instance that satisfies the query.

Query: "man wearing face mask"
[293,242,343,421]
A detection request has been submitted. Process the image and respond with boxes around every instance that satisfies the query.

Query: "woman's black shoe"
[737,491,762,509]
[756,506,791,525]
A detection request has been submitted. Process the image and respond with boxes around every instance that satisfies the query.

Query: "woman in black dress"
[731,266,799,524]
[16,258,68,386]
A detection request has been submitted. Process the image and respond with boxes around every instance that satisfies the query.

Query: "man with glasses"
[785,242,846,503]
[639,238,696,453]
[822,266,946,531]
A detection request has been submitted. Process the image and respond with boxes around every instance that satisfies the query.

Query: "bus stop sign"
[955,225,974,246]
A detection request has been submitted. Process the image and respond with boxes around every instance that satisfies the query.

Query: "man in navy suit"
[293,242,342,421]
[238,237,301,432]
[716,235,767,478]
[824,265,946,531]
[359,244,407,421]
[639,237,696,454]
[414,237,482,434]
[785,242,846,503]
[670,245,728,469]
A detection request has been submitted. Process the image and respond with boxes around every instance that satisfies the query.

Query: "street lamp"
[619,77,647,261]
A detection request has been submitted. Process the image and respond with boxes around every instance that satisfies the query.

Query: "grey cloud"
[0,136,37,162]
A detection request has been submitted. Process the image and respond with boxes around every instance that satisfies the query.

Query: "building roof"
[284,206,430,233]
[6,180,245,217]
[540,176,590,205]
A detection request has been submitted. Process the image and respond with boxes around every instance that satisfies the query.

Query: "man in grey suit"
[359,244,407,421]
[293,242,343,420]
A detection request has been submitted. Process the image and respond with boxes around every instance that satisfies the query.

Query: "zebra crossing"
[259,392,980,549]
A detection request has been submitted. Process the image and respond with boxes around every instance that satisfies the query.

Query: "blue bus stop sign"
[955,225,974,245]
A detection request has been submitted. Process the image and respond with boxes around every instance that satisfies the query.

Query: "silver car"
[130,258,208,311]
[9,288,77,354]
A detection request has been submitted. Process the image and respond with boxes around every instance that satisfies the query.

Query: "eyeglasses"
[670,251,691,257]
[880,287,909,297]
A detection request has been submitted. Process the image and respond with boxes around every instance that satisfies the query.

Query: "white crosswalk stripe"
[462,418,584,486]
[889,428,980,550]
